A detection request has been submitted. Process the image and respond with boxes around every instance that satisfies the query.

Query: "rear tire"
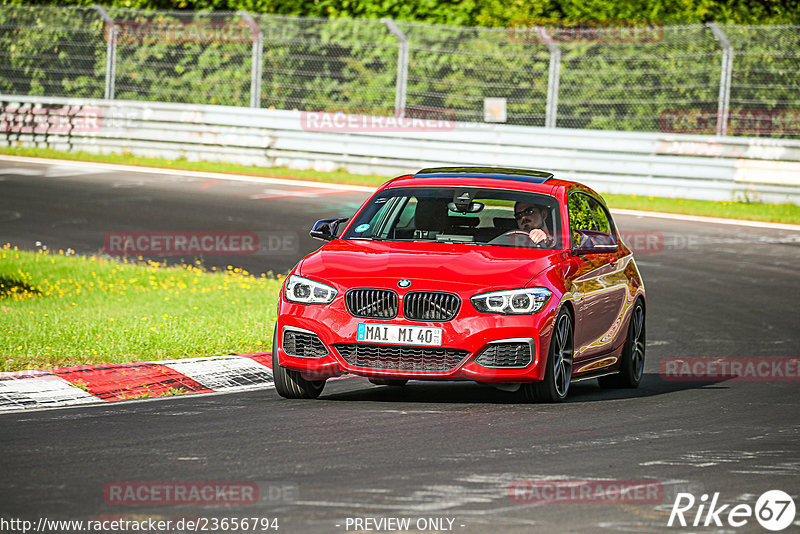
[272,324,325,399]
[522,307,574,403]
[368,379,408,387]
[598,299,645,389]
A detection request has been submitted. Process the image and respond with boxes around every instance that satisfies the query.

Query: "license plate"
[357,323,442,346]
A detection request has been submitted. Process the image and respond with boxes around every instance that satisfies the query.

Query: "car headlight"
[471,288,552,315]
[285,275,337,304]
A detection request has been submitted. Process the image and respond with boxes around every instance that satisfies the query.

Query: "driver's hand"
[528,229,547,244]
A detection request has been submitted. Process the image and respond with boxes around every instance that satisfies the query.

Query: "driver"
[490,202,553,247]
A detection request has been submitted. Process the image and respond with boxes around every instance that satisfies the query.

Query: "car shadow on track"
[564,373,732,403]
[316,373,731,404]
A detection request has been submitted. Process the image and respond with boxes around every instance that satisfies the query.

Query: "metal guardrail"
[2,94,800,204]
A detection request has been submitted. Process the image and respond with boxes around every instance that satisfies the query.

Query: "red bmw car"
[273,167,646,402]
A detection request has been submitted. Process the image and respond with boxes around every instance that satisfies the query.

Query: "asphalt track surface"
[1,158,800,533]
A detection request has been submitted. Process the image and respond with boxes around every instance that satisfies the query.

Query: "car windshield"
[342,187,562,249]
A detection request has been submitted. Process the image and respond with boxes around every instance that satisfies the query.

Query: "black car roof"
[412,167,554,184]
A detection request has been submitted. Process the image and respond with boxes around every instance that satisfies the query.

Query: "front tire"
[522,307,574,403]
[272,324,325,399]
[599,299,645,389]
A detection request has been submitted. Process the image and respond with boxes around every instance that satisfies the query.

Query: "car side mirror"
[571,229,619,256]
[308,217,348,241]
[310,217,349,241]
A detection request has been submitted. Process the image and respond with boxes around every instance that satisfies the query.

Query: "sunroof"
[412,167,553,184]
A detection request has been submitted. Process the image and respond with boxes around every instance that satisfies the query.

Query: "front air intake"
[334,343,469,372]
[282,328,328,358]
[475,341,533,368]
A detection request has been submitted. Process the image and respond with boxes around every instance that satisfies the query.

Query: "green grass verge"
[602,194,800,224]
[2,146,799,224]
[0,246,281,372]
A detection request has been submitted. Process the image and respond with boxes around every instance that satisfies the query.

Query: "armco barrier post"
[538,27,560,129]
[92,4,116,100]
[707,23,733,136]
[382,18,409,118]
[239,11,263,108]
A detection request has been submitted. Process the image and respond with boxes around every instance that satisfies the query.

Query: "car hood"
[298,239,565,292]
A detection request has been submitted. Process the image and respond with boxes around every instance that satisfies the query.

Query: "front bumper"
[275,297,559,383]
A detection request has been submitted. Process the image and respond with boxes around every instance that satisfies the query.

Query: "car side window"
[568,193,594,247]
[396,197,417,229]
[568,192,613,248]
[353,196,404,239]
[589,197,612,234]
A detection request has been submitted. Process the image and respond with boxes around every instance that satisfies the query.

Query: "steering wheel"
[505,230,545,248]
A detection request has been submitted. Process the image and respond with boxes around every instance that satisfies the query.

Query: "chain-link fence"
[1,5,799,137]
[558,25,724,131]
[397,22,552,126]
[106,8,255,106]
[0,6,106,98]
[255,15,399,113]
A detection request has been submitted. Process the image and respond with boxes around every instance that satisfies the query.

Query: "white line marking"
[0,155,375,192]
[249,188,353,199]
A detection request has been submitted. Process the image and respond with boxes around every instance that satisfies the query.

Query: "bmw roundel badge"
[398,279,411,288]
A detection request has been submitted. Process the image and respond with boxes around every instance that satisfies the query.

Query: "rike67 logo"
[668,490,796,531]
